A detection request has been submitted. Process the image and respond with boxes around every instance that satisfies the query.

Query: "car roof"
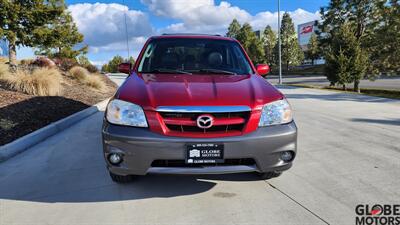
[151,33,236,41]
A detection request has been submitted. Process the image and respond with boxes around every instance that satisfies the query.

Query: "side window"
[138,43,154,72]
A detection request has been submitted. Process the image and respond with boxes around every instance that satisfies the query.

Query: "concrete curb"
[0,99,110,162]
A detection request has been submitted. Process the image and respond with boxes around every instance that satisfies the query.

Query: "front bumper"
[102,121,297,175]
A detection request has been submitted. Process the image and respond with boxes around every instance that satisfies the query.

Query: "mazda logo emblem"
[196,114,214,129]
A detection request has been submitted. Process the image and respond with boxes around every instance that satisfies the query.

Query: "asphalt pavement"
[0,74,399,225]
[267,75,400,91]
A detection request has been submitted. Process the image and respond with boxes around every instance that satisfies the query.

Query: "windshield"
[137,38,254,75]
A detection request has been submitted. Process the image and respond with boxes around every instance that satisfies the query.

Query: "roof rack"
[161,33,222,37]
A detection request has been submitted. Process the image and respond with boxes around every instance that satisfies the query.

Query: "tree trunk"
[311,59,314,66]
[8,42,17,68]
[354,80,361,93]
[342,84,346,91]
[286,61,289,71]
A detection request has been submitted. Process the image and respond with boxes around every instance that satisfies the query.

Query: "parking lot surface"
[0,75,399,225]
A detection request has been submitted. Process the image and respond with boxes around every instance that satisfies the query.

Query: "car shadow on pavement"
[35,173,261,203]
[0,164,262,203]
[350,118,400,126]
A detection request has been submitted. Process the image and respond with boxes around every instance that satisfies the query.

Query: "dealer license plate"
[186,143,224,164]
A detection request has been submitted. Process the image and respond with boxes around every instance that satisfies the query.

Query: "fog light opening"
[280,151,294,162]
[108,153,123,165]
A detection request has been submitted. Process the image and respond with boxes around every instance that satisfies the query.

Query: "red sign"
[300,25,313,34]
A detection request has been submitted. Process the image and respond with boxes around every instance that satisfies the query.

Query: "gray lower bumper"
[102,121,297,175]
[147,165,258,174]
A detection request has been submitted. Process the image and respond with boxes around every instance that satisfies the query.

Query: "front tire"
[109,172,134,183]
[259,171,282,180]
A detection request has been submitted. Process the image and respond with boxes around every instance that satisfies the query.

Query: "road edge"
[0,98,110,162]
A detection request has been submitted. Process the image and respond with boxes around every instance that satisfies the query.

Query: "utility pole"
[278,0,282,84]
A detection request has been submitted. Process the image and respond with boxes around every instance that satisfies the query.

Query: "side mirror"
[118,63,132,74]
[256,64,270,76]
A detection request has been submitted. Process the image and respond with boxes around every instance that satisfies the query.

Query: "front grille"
[159,111,250,134]
[151,158,256,167]
[165,124,244,133]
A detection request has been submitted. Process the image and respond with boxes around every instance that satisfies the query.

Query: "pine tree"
[280,13,304,70]
[336,49,351,90]
[319,0,386,91]
[77,55,91,67]
[248,37,266,64]
[226,19,241,39]
[368,0,400,74]
[34,11,86,59]
[306,33,321,65]
[262,26,277,66]
[317,0,350,52]
[325,47,352,90]
[107,55,124,73]
[236,23,265,64]
[101,64,109,73]
[0,0,65,67]
[345,0,385,42]
[324,23,368,92]
[128,56,136,65]
[102,56,133,73]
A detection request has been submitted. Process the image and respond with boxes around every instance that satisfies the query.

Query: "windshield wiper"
[197,69,237,75]
[147,68,192,75]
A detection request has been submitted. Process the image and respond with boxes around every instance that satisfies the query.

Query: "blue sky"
[18,0,328,66]
[65,0,328,16]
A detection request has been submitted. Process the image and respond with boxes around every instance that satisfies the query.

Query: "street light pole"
[123,0,130,60]
[278,0,282,84]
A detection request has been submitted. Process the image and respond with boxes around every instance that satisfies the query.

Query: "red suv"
[102,34,297,182]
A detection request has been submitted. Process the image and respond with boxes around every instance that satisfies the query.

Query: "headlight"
[258,99,293,127]
[106,99,148,127]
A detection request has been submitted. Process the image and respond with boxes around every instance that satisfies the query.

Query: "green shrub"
[85,64,99,73]
[55,58,78,71]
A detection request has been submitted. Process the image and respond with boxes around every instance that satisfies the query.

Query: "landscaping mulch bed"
[0,74,117,146]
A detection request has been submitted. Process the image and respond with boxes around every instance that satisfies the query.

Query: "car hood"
[117,73,283,111]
